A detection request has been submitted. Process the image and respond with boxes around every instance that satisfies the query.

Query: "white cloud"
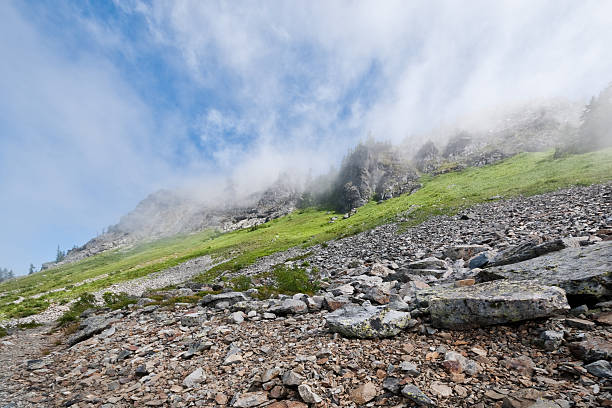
[135,0,612,147]
[0,2,189,272]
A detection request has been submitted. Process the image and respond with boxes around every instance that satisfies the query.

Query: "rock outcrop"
[325,304,412,338]
[428,281,570,329]
[479,241,612,301]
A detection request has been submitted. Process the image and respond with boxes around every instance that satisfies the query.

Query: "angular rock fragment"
[585,360,612,378]
[323,295,351,311]
[539,330,564,351]
[281,370,304,386]
[564,318,595,330]
[429,280,569,329]
[232,391,268,407]
[297,384,321,404]
[443,351,481,376]
[183,367,205,388]
[182,340,212,359]
[68,315,115,346]
[468,251,497,269]
[351,382,377,404]
[201,292,248,307]
[569,335,612,362]
[401,384,436,407]
[479,242,612,300]
[363,286,390,304]
[268,299,307,315]
[180,311,206,327]
[399,361,420,376]
[501,388,544,408]
[325,304,411,338]
[382,376,401,394]
[408,257,448,270]
[489,239,567,267]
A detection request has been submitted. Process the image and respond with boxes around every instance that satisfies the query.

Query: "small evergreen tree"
[55,245,66,262]
[28,263,35,275]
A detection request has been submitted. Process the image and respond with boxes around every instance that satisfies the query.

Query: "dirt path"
[0,325,63,407]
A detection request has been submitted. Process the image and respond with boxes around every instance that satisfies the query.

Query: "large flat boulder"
[479,242,612,300]
[325,304,411,338]
[429,280,569,329]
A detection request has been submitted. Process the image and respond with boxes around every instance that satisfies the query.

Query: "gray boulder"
[585,360,612,378]
[479,241,612,300]
[200,292,248,307]
[429,280,569,329]
[325,304,412,338]
[267,299,308,315]
[68,315,116,346]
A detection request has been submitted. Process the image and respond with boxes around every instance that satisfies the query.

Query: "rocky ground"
[1,184,611,408]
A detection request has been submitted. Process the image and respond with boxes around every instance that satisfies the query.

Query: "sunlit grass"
[1,148,611,320]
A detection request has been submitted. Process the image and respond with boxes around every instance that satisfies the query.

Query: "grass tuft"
[56,293,97,327]
[102,292,137,310]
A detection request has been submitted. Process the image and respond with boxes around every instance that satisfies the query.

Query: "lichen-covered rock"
[324,304,411,338]
[479,241,612,300]
[267,299,308,315]
[429,280,569,329]
[68,315,116,346]
[401,384,436,407]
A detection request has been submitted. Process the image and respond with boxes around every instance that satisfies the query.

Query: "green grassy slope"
[1,149,611,320]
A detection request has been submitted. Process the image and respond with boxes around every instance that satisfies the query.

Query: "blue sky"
[1,0,612,275]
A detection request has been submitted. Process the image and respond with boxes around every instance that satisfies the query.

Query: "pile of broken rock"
[1,184,611,407]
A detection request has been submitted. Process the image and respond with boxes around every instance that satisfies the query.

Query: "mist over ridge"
[51,88,611,268]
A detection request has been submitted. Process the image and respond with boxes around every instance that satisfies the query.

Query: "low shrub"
[17,321,42,329]
[57,292,97,326]
[102,292,137,310]
[272,265,319,295]
[231,276,252,292]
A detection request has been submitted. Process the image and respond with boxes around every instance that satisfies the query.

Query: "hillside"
[47,97,602,270]
[0,154,610,407]
[1,148,611,322]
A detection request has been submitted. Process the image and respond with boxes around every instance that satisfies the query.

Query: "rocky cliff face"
[321,140,420,212]
[412,100,583,174]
